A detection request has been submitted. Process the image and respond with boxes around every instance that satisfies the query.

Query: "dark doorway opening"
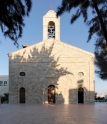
[48,85,55,104]
[78,87,84,103]
[20,87,25,103]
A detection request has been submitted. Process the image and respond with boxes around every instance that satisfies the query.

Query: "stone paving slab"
[0,103,107,124]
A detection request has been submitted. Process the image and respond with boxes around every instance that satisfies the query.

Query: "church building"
[8,10,95,104]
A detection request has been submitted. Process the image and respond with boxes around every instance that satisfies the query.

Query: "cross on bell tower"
[43,10,60,41]
[49,4,53,9]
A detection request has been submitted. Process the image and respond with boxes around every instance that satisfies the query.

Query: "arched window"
[48,21,55,39]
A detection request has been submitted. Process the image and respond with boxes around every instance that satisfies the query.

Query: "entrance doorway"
[78,87,84,103]
[19,87,25,103]
[48,85,55,104]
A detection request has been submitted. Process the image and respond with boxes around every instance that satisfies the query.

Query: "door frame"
[78,87,84,103]
[19,87,25,103]
[48,85,55,104]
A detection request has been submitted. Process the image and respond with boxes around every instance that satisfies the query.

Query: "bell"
[48,29,50,32]
[52,29,55,31]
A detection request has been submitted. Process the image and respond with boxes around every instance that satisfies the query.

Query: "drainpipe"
[0,96,1,106]
[89,62,90,103]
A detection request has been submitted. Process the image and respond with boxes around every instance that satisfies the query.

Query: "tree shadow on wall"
[69,79,95,104]
[13,42,72,104]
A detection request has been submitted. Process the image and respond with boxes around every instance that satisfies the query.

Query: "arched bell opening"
[48,21,55,39]
[19,87,25,103]
[48,85,55,104]
[78,87,84,103]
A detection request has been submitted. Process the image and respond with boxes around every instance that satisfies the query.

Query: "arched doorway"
[19,87,25,103]
[48,85,55,104]
[78,87,84,103]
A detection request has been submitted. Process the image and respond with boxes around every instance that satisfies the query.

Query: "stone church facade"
[8,10,95,104]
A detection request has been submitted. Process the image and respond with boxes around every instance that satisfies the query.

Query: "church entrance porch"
[19,87,25,103]
[48,85,55,104]
[78,87,84,103]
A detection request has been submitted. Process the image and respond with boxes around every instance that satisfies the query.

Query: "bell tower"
[43,10,60,41]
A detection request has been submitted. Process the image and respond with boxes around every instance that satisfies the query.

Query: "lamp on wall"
[59,91,62,95]
[56,83,59,85]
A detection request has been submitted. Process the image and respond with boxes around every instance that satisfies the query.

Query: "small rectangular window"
[4,81,7,86]
[0,81,3,86]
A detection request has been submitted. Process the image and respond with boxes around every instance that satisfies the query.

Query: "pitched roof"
[8,38,94,57]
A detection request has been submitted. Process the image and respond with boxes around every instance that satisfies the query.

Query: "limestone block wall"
[9,40,94,104]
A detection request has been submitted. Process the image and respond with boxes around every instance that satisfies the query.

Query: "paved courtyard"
[0,103,107,124]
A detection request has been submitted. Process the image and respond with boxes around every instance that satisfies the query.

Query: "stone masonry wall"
[9,40,94,104]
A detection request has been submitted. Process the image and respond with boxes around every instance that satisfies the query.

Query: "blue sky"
[0,0,106,95]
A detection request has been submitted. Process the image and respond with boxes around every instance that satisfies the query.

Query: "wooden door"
[48,85,55,104]
[20,88,25,103]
